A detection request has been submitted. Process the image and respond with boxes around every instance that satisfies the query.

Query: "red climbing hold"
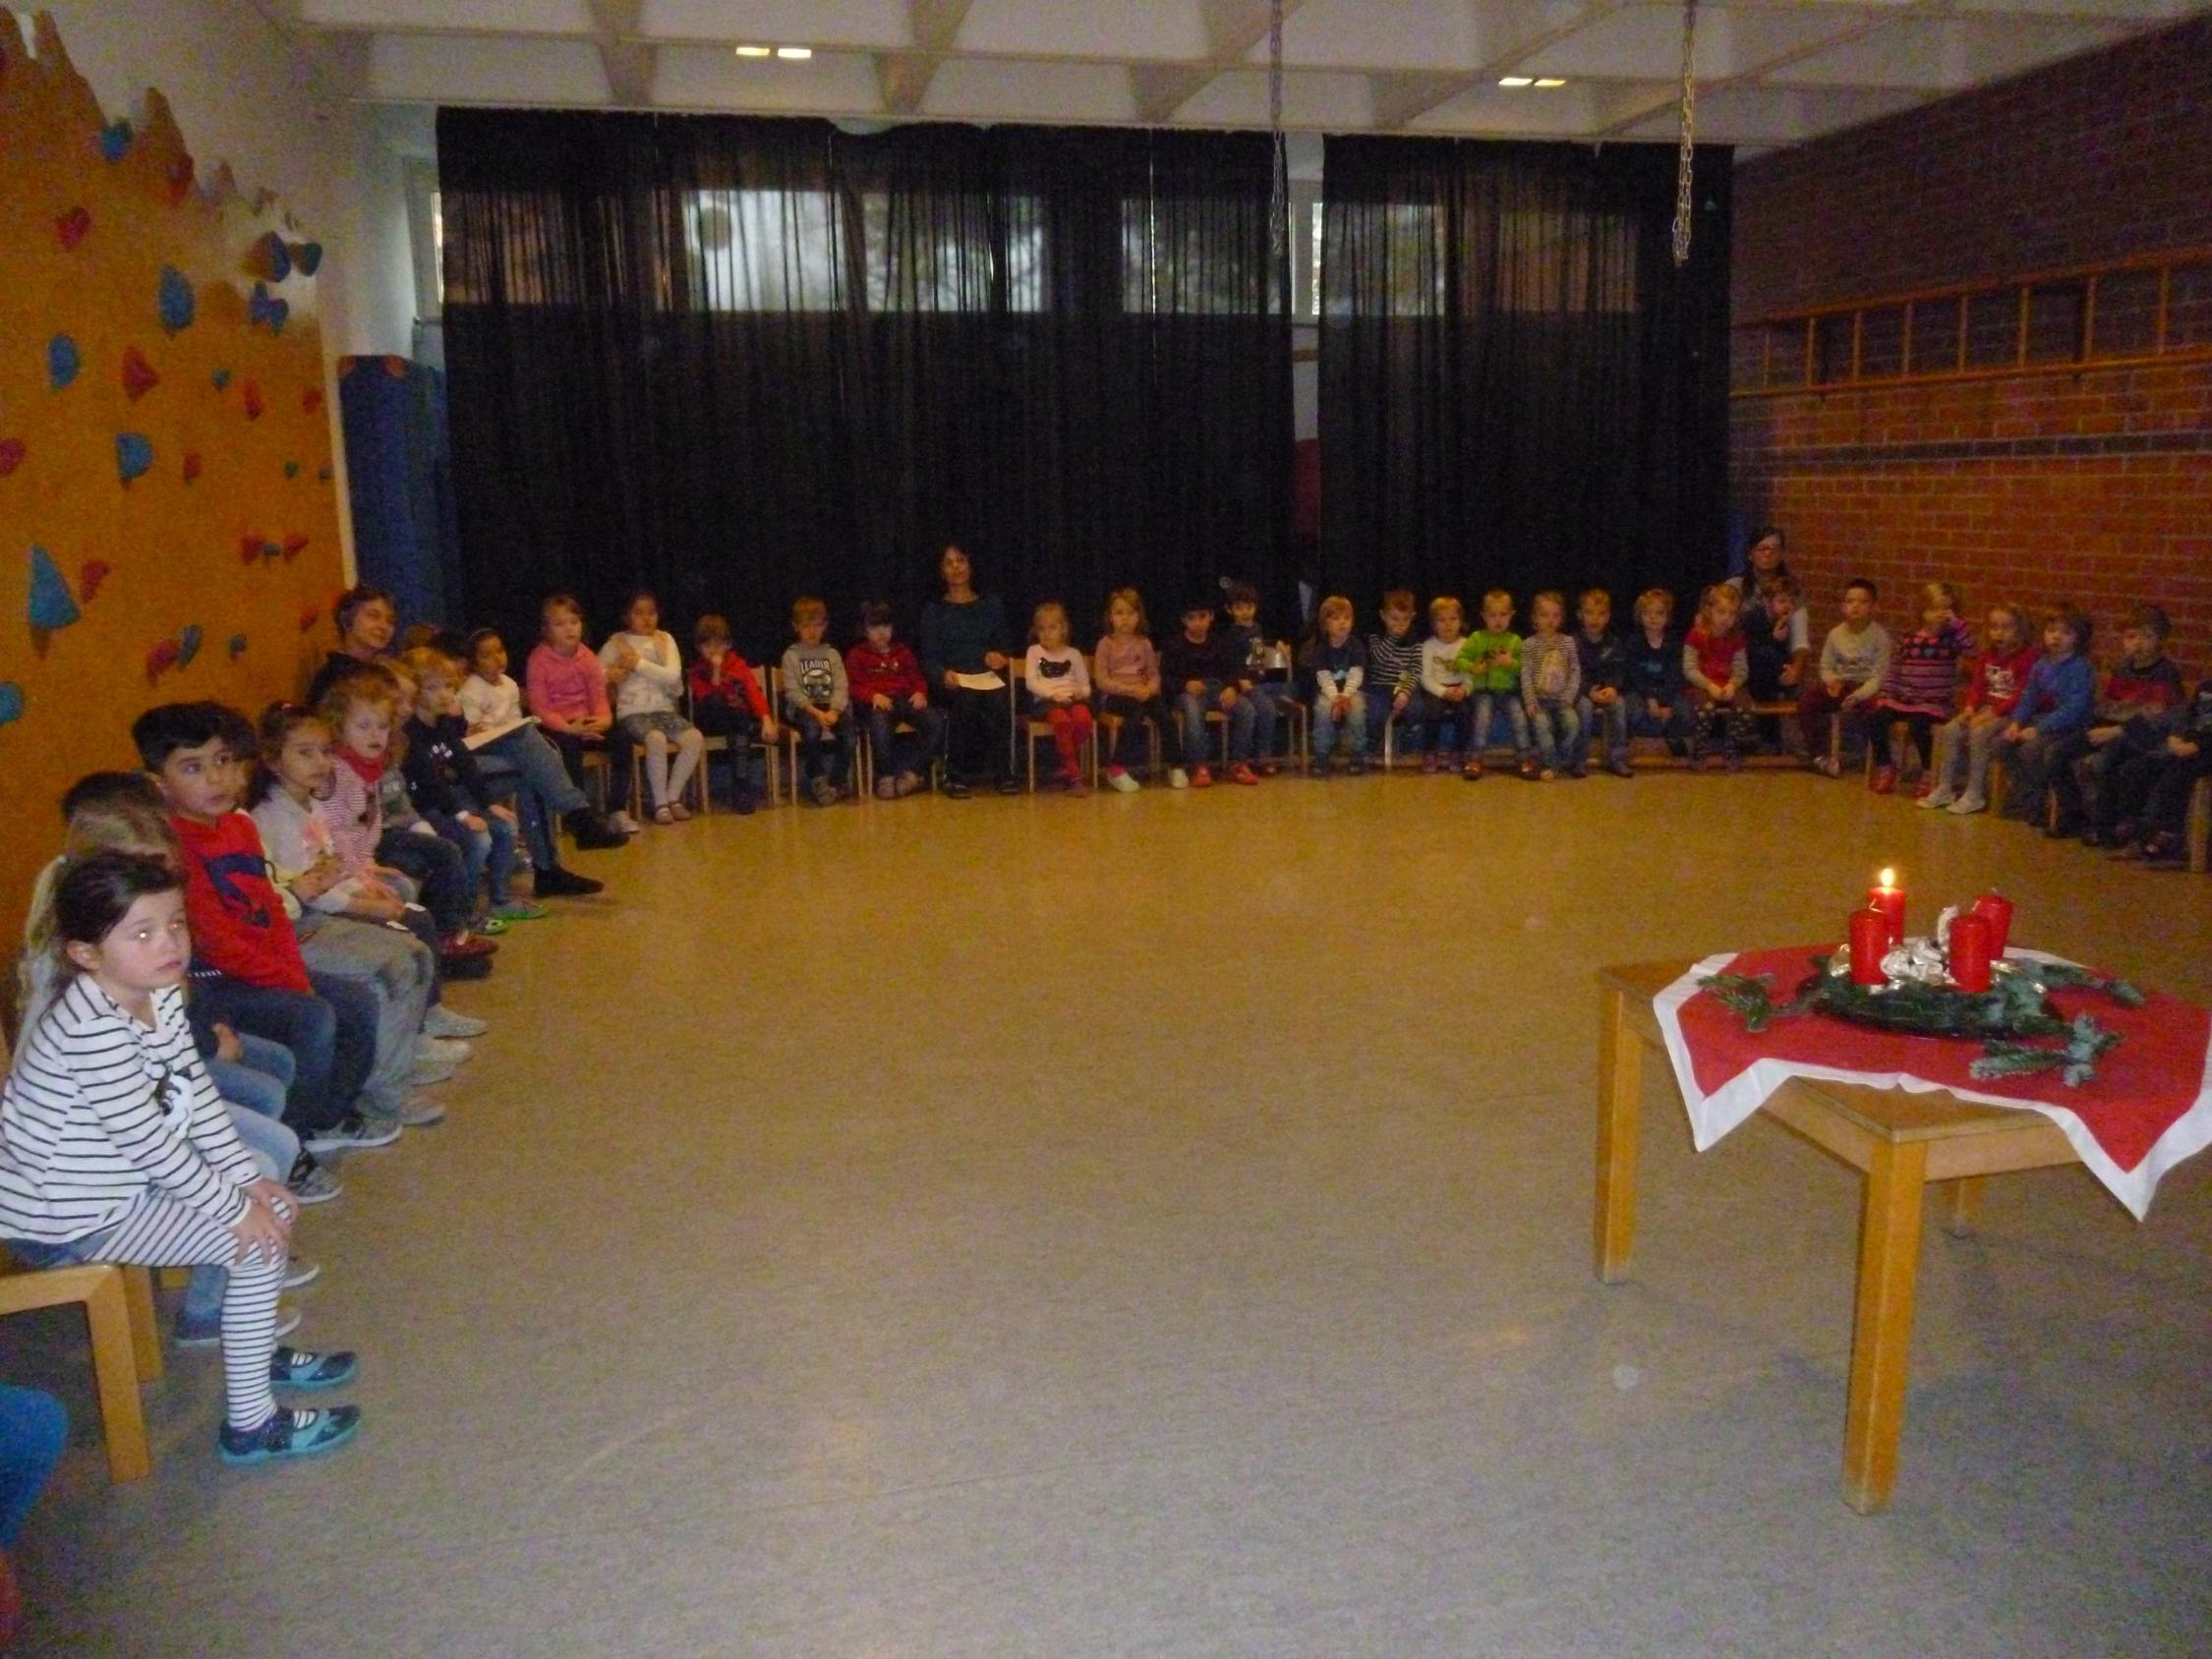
[302,387,324,415]
[282,533,311,560]
[298,603,322,632]
[121,346,160,401]
[146,638,182,682]
[54,206,90,250]
[243,380,264,420]
[80,560,112,601]
[0,438,24,477]
[182,451,203,483]
[164,153,196,206]
[240,535,263,565]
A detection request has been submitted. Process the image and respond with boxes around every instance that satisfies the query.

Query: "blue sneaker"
[269,1346,358,1390]
[218,1403,361,1464]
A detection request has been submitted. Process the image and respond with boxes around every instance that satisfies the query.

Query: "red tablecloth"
[1653,945,2212,1219]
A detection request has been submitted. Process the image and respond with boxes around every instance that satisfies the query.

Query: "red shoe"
[1192,766,1214,789]
[439,934,498,958]
[1463,756,1484,781]
[1421,753,1440,774]
[1871,766,1897,795]
[1911,774,1936,799]
[1228,762,1259,785]
[1258,761,1281,777]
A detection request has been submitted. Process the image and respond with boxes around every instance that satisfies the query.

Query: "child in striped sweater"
[1365,591,1424,762]
[0,851,361,1464]
[1872,581,1974,794]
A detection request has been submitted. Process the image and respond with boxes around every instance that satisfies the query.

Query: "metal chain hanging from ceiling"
[1671,0,1699,266]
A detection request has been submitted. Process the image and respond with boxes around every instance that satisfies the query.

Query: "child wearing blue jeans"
[402,647,540,922]
[1158,596,1258,787]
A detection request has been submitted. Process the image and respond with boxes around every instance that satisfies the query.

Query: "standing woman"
[918,544,1019,797]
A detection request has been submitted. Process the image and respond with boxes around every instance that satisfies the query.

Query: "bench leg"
[1595,985,1643,1284]
[86,1269,153,1482]
[1842,1139,1927,1514]
[121,1264,162,1381]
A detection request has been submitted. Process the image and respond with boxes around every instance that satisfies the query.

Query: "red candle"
[1866,868,1907,946]
[1849,908,1890,985]
[1970,891,2013,957]
[1949,912,1994,993]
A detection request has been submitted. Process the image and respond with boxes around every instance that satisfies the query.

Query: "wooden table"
[1595,959,2082,1515]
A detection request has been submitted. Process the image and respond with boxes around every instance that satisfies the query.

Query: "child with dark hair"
[1366,590,1425,762]
[1221,580,1290,775]
[2052,602,2186,839]
[1160,595,1256,788]
[2106,676,2212,863]
[1801,578,1892,776]
[0,850,363,1465]
[601,590,705,825]
[689,613,776,812]
[846,600,941,799]
[1573,589,1633,778]
[459,625,620,890]
[1994,606,2097,823]
[1741,574,1811,754]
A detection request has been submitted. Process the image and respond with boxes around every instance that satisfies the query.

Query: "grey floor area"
[10,769,2212,1656]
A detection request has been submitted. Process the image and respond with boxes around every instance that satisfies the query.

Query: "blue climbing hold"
[28,546,81,631]
[116,432,153,485]
[98,120,133,162]
[0,683,21,727]
[295,242,323,276]
[157,266,196,334]
[47,335,80,391]
[248,283,289,336]
[211,368,232,391]
[227,633,248,660]
[259,233,291,282]
[177,624,204,668]
[283,460,300,479]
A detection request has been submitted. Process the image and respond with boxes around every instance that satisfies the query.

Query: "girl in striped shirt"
[0,852,362,1463]
[1873,581,1975,795]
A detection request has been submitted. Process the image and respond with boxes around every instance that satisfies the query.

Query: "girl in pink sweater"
[526,594,634,832]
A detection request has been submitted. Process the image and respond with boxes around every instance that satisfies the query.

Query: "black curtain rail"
[437,110,1294,659]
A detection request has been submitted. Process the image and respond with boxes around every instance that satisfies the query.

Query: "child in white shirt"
[1024,602,1094,795]
[599,591,704,824]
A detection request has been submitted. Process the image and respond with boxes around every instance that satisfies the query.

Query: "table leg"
[1595,985,1643,1284]
[1841,1138,1928,1514]
[1940,1175,1984,1238]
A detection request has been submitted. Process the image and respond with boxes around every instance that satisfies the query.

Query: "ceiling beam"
[1368,0,1625,132]
[880,0,975,116]
[587,0,652,106]
[1132,0,1312,124]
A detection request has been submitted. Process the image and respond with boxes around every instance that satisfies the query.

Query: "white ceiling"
[266,0,2208,154]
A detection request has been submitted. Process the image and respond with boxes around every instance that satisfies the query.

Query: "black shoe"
[2045,815,2082,839]
[437,954,493,982]
[995,776,1022,795]
[2079,829,2109,849]
[562,808,628,851]
[942,777,972,799]
[534,866,605,898]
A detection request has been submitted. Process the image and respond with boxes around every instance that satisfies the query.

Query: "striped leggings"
[87,1194,283,1434]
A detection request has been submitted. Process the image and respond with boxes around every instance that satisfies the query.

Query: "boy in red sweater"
[686,613,776,814]
[1920,602,2036,813]
[845,600,947,798]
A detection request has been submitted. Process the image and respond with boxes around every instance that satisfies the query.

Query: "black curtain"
[1318,137,1732,615]
[437,110,1292,659]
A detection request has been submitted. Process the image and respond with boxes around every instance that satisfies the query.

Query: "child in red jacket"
[845,600,947,798]
[686,614,775,814]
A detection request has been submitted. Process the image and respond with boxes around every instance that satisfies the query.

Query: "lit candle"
[1948,912,1993,993]
[1970,891,2013,957]
[1866,867,1907,947]
[1849,908,1890,986]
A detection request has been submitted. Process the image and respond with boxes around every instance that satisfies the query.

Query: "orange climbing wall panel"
[0,9,345,965]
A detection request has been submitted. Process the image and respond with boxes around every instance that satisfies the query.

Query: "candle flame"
[1878,867,1895,887]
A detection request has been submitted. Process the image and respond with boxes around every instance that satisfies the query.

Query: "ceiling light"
[776,45,812,59]
[1534,78,1567,87]
[734,44,771,57]
[1498,76,1534,87]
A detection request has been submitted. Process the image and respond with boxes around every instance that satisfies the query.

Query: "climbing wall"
[0,8,345,960]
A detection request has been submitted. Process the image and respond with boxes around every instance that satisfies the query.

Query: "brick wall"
[1728,14,2212,676]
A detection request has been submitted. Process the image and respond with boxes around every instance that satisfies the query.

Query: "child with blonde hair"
[1518,591,1581,781]
[1024,601,1094,795]
[529,594,636,834]
[1092,589,1162,792]
[402,648,538,922]
[1419,596,1477,774]
[1872,581,1975,794]
[1921,602,2036,814]
[1682,584,1756,771]
[1456,589,1524,777]
[1302,595,1368,773]
[601,589,705,824]
[782,597,854,806]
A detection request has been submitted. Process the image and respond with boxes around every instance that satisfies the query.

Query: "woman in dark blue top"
[917,544,1018,796]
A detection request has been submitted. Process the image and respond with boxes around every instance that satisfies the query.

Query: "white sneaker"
[421,1005,488,1040]
[613,811,644,834]
[399,1093,447,1127]
[1917,787,1955,810]
[1169,768,1190,790]
[1107,769,1140,793]
[283,1253,320,1290]
[1947,793,1988,815]
[409,1053,460,1086]
[415,1035,472,1065]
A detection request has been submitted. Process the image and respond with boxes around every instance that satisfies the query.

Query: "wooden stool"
[0,1262,157,1482]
